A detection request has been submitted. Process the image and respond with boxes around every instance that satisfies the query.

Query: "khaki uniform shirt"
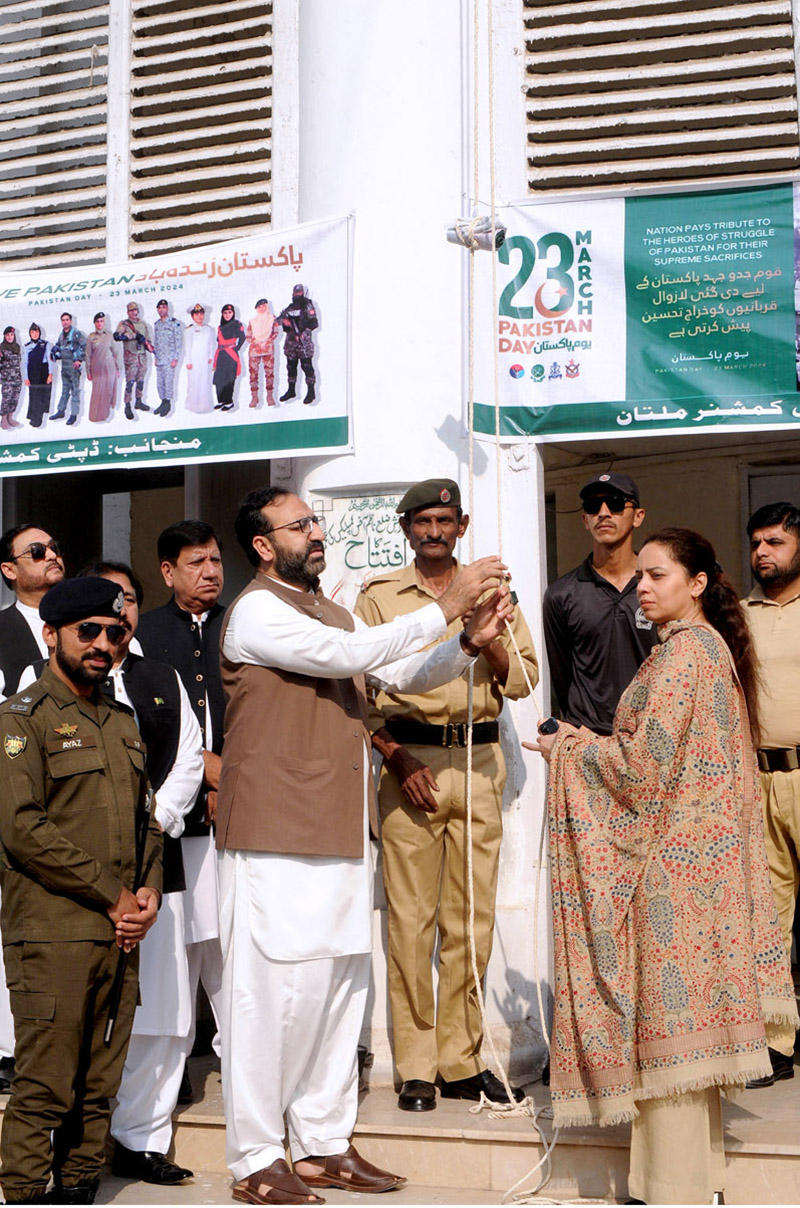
[354,561,538,729]
[742,583,800,749]
[0,666,162,943]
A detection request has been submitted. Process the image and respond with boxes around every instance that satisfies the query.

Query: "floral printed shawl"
[547,621,797,1127]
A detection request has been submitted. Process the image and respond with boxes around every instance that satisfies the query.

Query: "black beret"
[396,478,461,515]
[40,577,125,627]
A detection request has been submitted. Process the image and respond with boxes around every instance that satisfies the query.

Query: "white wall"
[275,0,551,1084]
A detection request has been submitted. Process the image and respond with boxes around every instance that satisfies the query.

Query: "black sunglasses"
[582,494,633,515]
[11,539,62,562]
[69,622,127,645]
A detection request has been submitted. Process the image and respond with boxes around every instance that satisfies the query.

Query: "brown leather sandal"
[232,1159,326,1205]
[297,1145,407,1193]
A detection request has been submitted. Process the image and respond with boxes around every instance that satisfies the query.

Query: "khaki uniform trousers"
[628,1087,725,1205]
[0,939,138,1202]
[759,769,799,1057]
[378,741,504,1084]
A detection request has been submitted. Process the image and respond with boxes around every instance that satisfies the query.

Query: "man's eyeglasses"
[10,539,62,562]
[582,494,632,515]
[267,514,327,537]
[68,622,127,645]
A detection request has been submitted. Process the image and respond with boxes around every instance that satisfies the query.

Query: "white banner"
[0,215,352,473]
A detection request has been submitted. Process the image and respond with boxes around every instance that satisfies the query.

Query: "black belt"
[386,718,499,748]
[757,747,800,773]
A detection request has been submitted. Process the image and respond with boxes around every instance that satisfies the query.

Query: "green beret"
[40,577,125,628]
[396,478,461,515]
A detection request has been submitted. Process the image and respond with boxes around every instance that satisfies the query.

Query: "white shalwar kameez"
[109,668,204,1153]
[219,586,477,1179]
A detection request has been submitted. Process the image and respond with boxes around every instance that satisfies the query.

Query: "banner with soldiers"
[0,216,351,474]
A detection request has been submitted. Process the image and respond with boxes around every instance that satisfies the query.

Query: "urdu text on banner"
[473,184,799,441]
[0,215,352,474]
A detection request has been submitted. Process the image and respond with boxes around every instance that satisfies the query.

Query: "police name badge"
[4,734,26,759]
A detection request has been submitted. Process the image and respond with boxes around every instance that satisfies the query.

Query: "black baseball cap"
[579,472,640,506]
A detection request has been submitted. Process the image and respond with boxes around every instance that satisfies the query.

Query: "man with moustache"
[543,472,658,736]
[0,577,162,1205]
[216,485,513,1204]
[742,501,800,1088]
[355,479,538,1112]
[0,523,66,699]
[136,521,226,1077]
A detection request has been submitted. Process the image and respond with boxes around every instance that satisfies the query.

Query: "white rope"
[458,1,562,1201]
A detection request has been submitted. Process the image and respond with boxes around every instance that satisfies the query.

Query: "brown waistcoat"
[215,573,377,857]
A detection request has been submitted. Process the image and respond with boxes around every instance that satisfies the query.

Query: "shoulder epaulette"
[360,568,403,592]
[0,680,48,717]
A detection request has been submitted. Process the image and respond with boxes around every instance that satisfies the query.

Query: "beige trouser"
[628,1087,725,1205]
[759,768,799,1057]
[378,742,504,1084]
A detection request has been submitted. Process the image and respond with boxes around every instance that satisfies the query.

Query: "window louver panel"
[524,0,800,192]
[129,0,273,257]
[0,0,108,267]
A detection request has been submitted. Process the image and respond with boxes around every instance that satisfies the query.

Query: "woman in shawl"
[24,324,51,428]
[527,528,797,1205]
[0,327,22,430]
[85,312,122,422]
[212,303,246,411]
[184,304,215,413]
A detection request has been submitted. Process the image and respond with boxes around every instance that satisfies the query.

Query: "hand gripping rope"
[450,2,577,1201]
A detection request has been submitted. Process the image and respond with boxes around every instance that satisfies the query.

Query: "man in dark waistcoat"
[215,485,513,1205]
[135,520,225,1069]
[0,577,162,1205]
[88,561,202,1186]
[0,523,66,699]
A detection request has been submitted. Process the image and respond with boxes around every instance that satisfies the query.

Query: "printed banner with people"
[473,182,800,441]
[0,215,352,474]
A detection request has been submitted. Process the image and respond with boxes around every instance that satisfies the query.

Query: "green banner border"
[474,400,800,440]
[0,416,350,474]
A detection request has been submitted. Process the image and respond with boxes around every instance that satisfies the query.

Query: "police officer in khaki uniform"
[0,577,162,1205]
[355,479,538,1112]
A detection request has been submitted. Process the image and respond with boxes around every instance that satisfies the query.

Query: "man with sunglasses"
[543,472,657,737]
[0,524,66,700]
[215,485,513,1205]
[0,576,162,1205]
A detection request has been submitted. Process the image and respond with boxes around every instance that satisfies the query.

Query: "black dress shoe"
[398,1079,436,1111]
[440,1068,524,1103]
[746,1047,795,1088]
[0,1054,15,1093]
[134,400,150,411]
[111,1142,193,1184]
[49,1180,99,1204]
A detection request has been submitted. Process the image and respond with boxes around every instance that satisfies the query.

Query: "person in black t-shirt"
[543,472,658,736]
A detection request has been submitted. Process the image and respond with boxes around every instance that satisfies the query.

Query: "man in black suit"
[0,524,65,698]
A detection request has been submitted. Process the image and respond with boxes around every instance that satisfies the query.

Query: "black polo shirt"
[542,554,659,735]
